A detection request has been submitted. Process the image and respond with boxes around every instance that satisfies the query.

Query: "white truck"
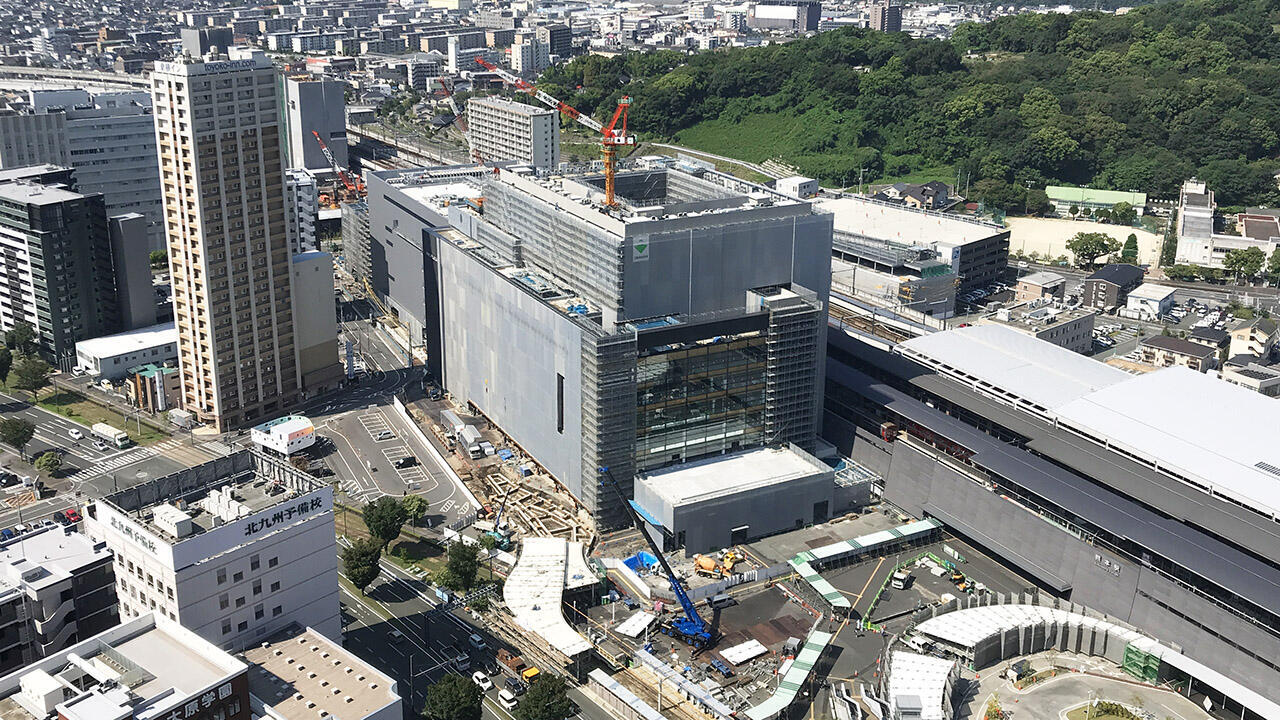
[91,423,131,449]
[440,410,465,439]
[459,425,483,459]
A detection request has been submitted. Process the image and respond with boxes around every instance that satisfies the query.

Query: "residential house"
[1082,264,1144,310]
[873,181,951,210]
[1140,336,1216,372]
[1014,271,1064,303]
[1230,317,1279,359]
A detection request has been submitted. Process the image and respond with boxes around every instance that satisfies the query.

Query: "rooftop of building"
[243,625,400,720]
[1017,270,1064,287]
[981,300,1095,334]
[637,445,832,508]
[99,451,326,545]
[1085,263,1144,286]
[817,194,1005,249]
[1188,326,1230,345]
[896,324,1129,413]
[0,526,107,593]
[1140,335,1214,358]
[74,321,176,359]
[0,614,244,720]
[0,180,86,205]
[0,164,70,184]
[1125,282,1176,301]
[1044,185,1146,206]
[469,94,556,116]
[899,324,1280,518]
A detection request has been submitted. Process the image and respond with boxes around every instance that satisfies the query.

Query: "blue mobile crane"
[599,466,715,650]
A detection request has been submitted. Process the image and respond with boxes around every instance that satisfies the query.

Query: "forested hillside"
[537,0,1280,210]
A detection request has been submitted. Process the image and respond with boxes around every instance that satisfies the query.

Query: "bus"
[91,423,131,449]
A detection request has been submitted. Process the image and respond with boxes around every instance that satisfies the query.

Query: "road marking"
[850,557,884,602]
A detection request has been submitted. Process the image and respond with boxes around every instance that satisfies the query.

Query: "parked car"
[64,509,82,524]
[497,689,519,710]
[0,529,13,540]
[375,430,394,441]
[394,456,417,469]
[53,511,69,525]
[472,671,493,692]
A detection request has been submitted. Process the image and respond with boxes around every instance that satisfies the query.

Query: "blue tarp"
[624,551,658,573]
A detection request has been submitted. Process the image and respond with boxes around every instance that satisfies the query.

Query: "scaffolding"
[580,326,638,530]
[762,290,823,452]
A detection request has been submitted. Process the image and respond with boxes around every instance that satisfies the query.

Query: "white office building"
[511,31,550,76]
[466,95,560,169]
[85,451,340,652]
[285,168,319,255]
[74,322,179,381]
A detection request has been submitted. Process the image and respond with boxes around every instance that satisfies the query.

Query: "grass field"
[23,387,167,445]
[337,503,497,586]
[673,113,797,164]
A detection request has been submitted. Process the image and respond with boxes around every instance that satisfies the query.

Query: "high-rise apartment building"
[283,76,348,173]
[285,168,318,255]
[0,182,123,368]
[152,48,305,431]
[535,22,571,58]
[0,112,67,169]
[870,0,902,32]
[466,96,559,169]
[510,31,550,76]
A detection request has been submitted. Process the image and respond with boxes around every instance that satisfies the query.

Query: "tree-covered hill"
[536,0,1280,210]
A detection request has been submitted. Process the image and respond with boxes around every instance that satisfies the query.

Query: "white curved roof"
[502,537,592,657]
[916,605,1280,720]
[888,652,956,720]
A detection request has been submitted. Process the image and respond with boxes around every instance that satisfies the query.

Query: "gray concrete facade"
[882,438,1280,699]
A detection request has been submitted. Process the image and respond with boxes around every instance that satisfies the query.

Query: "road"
[338,547,612,720]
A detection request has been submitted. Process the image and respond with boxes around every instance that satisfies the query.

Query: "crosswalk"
[67,438,228,483]
[69,447,154,482]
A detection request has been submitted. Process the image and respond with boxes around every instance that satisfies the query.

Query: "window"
[237,621,248,632]
[219,594,229,610]
[250,554,260,571]
[221,620,231,635]
[254,604,264,620]
[272,605,282,617]
[252,579,262,596]
[216,568,226,584]
[235,596,245,608]
[270,581,280,593]
[233,571,244,582]
[556,373,564,434]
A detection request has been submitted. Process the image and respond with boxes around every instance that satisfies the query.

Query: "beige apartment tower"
[152,48,302,431]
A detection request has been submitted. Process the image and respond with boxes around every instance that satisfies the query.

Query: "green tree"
[422,674,482,720]
[1165,264,1202,281]
[402,495,429,527]
[444,541,481,592]
[0,418,35,459]
[33,451,61,478]
[1224,246,1266,282]
[10,356,51,400]
[4,322,35,355]
[1066,232,1121,267]
[515,674,575,720]
[149,250,168,269]
[1110,201,1137,226]
[363,496,409,548]
[1068,204,1079,219]
[0,346,12,387]
[1121,234,1139,264]
[341,537,382,595]
[1268,248,1280,285]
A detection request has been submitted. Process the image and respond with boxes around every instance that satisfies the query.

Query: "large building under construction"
[365,159,833,528]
